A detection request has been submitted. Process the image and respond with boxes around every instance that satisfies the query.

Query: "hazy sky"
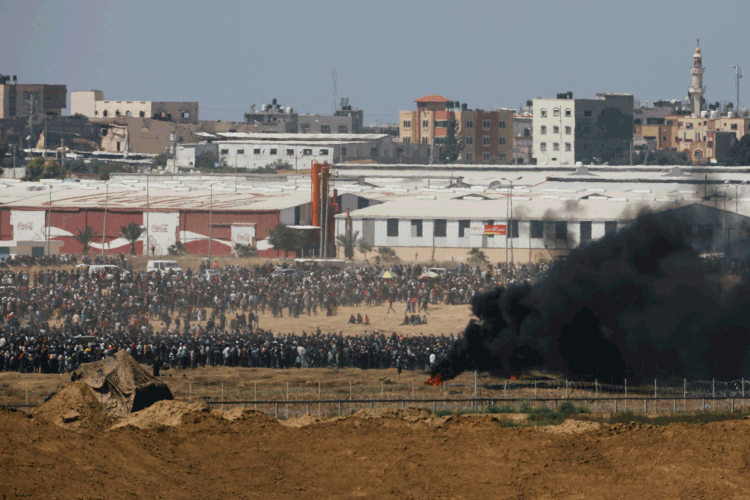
[2,0,749,124]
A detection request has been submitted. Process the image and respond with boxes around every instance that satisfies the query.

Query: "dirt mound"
[281,413,329,427]
[218,407,278,424]
[32,380,114,431]
[349,407,433,422]
[540,418,603,434]
[71,350,173,417]
[110,400,211,430]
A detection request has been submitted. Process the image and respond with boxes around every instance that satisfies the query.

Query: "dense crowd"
[0,258,550,375]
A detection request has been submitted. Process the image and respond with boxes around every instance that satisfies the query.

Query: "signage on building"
[483,224,507,235]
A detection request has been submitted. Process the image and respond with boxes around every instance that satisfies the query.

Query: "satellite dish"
[489,181,503,189]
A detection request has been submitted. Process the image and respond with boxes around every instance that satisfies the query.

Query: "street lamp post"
[146,174,150,256]
[208,185,213,264]
[101,182,109,257]
[501,176,523,277]
[725,180,747,272]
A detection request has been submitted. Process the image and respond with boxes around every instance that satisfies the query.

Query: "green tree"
[336,230,360,259]
[467,248,488,266]
[195,150,224,170]
[0,131,7,169]
[439,118,465,163]
[99,162,131,180]
[74,226,99,253]
[120,222,145,255]
[358,240,373,261]
[24,158,66,181]
[268,223,302,258]
[153,151,172,168]
[168,240,189,256]
[376,246,399,263]
[233,243,258,258]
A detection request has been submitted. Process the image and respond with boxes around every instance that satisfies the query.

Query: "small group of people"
[348,313,370,325]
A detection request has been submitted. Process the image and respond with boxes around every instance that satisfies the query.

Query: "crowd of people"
[0,258,547,375]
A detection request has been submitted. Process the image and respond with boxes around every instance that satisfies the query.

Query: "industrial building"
[71,91,199,124]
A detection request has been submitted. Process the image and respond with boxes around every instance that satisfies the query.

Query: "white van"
[87,265,129,279]
[147,260,183,273]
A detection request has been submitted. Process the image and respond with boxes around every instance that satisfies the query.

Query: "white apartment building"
[532,97,576,165]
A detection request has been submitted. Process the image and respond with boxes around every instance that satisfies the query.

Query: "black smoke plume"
[433,213,750,384]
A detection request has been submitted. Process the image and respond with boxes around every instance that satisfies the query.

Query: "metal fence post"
[275,403,279,419]
[614,398,618,413]
[684,378,687,412]
[673,398,676,414]
[339,402,342,416]
[624,378,627,411]
[644,398,647,414]
[732,397,735,413]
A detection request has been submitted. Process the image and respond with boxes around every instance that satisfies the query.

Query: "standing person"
[387,296,395,314]
[153,355,163,377]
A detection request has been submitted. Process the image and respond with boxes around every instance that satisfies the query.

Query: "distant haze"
[2,0,749,124]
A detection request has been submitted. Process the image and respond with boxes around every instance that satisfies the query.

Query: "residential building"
[512,111,533,164]
[399,95,513,163]
[71,91,199,124]
[244,99,364,134]
[0,75,67,118]
[533,92,634,165]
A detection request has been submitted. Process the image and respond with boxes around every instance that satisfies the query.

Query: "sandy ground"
[3,403,750,499]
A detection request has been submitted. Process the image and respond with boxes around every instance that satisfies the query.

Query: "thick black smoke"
[433,213,750,384]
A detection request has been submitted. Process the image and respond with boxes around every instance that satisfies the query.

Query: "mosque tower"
[688,39,706,117]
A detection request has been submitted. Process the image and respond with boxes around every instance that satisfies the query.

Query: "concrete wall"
[70,91,103,117]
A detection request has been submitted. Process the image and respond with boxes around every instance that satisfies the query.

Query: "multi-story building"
[533,92,634,165]
[244,99,364,134]
[512,111,533,164]
[71,91,199,124]
[0,75,67,118]
[399,95,513,163]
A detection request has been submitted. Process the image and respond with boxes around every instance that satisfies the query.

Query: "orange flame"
[425,373,444,386]
[509,375,518,380]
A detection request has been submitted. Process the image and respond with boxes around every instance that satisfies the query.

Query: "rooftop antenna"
[733,65,742,112]
[332,59,337,115]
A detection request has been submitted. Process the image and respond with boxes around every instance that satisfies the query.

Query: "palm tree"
[336,230,361,259]
[358,240,373,261]
[168,240,189,256]
[467,248,488,266]
[120,222,145,255]
[233,243,258,258]
[376,246,399,263]
[74,226,99,254]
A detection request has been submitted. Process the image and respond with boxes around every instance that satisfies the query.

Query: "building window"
[695,132,700,141]
[465,152,473,162]
[125,111,131,117]
[565,109,571,117]
[411,220,423,237]
[341,147,347,156]
[553,142,560,151]
[584,125,592,133]
[434,219,447,237]
[580,221,592,242]
[182,112,190,118]
[402,120,411,128]
[466,119,473,129]
[563,142,571,152]
[422,120,429,129]
[499,137,506,145]
[466,136,473,145]
[708,141,714,148]
[458,220,471,238]
[270,149,277,155]
[9,95,15,101]
[103,110,108,117]
[303,149,313,155]
[253,148,260,154]
[531,220,543,239]
[301,123,311,131]
[320,125,330,133]
[116,142,121,152]
[44,95,51,101]
[667,120,674,126]
[422,138,429,144]
[370,148,378,157]
[540,142,547,152]
[220,149,229,154]
[584,110,592,117]
[237,149,245,155]
[482,119,491,129]
[320,149,329,155]
[498,152,506,159]
[732,124,738,130]
[540,109,547,118]
[510,220,519,238]
[694,150,703,159]
[540,126,547,135]
[338,125,348,133]
[482,136,490,146]
[139,111,145,117]
[553,108,560,117]
[387,219,399,237]
[287,149,294,156]
[482,152,490,161]
[565,126,572,135]
[553,125,560,134]
[555,221,567,240]
[605,221,617,235]
[498,120,506,129]
[115,110,121,116]
[686,123,693,129]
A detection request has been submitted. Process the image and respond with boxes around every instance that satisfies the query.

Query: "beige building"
[0,77,67,118]
[71,91,199,124]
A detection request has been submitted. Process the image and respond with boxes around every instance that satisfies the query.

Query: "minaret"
[688,39,706,117]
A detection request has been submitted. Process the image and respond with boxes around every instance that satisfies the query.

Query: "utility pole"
[60,138,65,171]
[502,177,522,275]
[208,185,213,263]
[146,174,150,256]
[47,185,52,256]
[43,115,48,160]
[11,145,16,179]
[102,183,109,257]
[26,94,35,163]
[734,65,743,113]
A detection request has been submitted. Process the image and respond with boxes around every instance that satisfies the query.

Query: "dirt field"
[3,402,750,499]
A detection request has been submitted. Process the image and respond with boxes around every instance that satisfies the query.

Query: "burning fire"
[424,373,444,386]
[509,375,518,380]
